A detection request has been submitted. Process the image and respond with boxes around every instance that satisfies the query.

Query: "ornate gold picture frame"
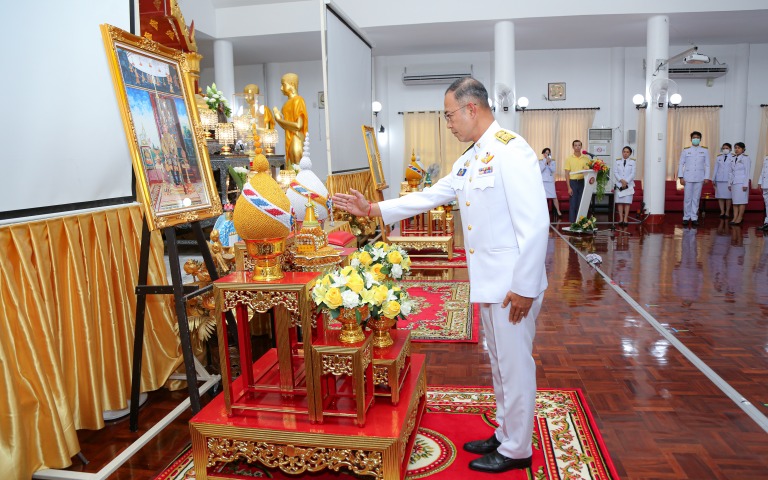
[100,24,221,231]
[362,125,387,193]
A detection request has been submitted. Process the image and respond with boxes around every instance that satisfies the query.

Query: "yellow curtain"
[518,110,554,162]
[753,106,768,183]
[520,109,596,180]
[666,107,721,180]
[438,117,471,176]
[636,108,646,181]
[0,204,181,479]
[403,112,469,182]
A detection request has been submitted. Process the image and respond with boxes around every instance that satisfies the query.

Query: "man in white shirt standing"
[677,131,711,227]
[332,78,549,474]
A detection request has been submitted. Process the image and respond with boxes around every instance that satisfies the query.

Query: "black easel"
[129,219,228,431]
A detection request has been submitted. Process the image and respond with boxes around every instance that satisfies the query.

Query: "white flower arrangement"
[203,83,231,117]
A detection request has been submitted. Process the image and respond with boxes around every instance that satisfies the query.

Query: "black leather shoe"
[761,224,768,231]
[468,451,533,473]
[463,434,501,454]
[682,220,689,226]
[692,220,699,227]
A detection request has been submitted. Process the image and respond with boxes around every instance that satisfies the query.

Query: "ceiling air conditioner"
[669,64,728,79]
[402,65,473,86]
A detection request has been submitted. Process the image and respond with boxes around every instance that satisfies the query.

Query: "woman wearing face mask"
[613,146,636,227]
[713,143,734,218]
[539,147,562,218]
[728,142,750,225]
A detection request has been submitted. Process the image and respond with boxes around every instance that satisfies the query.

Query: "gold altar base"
[386,235,454,261]
[244,237,286,281]
[190,354,427,480]
[373,329,411,405]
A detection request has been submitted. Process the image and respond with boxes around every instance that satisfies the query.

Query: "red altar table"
[190,354,427,480]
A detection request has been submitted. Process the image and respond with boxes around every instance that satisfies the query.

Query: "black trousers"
[569,179,585,223]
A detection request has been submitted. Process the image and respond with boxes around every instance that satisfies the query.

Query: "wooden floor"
[66,213,768,479]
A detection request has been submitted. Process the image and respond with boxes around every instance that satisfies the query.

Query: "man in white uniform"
[332,78,549,473]
[677,131,711,227]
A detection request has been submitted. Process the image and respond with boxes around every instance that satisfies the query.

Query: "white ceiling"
[196,8,768,68]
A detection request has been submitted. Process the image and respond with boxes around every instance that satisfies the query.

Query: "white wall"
[373,42,768,195]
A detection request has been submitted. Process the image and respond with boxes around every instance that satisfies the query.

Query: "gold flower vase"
[337,305,368,344]
[244,237,286,281]
[368,316,395,348]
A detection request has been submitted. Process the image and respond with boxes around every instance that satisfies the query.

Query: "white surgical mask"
[692,138,701,146]
[722,148,730,155]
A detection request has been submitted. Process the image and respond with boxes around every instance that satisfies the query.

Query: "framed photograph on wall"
[100,24,221,231]
[362,125,387,195]
[548,82,566,101]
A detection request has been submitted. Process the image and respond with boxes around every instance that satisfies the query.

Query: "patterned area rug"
[155,387,618,480]
[409,248,467,268]
[327,280,478,343]
[396,280,477,343]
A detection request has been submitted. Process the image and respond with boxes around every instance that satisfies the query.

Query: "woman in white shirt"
[613,146,636,227]
[539,147,562,218]
[757,155,768,231]
[728,142,750,226]
[712,142,734,218]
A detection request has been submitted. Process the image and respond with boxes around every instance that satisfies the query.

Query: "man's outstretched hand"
[332,189,370,217]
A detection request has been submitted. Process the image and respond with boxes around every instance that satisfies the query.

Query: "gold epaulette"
[495,130,515,144]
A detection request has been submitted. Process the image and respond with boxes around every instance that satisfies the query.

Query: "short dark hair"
[572,139,582,146]
[690,131,702,139]
[623,146,633,154]
[542,147,551,155]
[722,143,732,149]
[735,142,746,150]
[446,77,490,110]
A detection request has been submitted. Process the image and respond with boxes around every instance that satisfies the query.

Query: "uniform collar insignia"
[495,130,515,144]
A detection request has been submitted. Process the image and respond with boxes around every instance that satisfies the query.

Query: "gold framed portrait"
[362,125,387,193]
[100,24,221,231]
[548,82,566,101]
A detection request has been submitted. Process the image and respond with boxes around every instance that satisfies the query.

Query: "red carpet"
[409,248,467,268]
[328,280,478,343]
[156,387,619,480]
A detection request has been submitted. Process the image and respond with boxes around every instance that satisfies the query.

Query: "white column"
[493,21,516,130]
[643,15,669,218]
[723,43,749,155]
[213,39,235,119]
[610,47,625,168]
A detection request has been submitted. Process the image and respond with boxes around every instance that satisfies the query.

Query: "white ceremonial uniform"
[758,156,768,224]
[378,121,549,459]
[539,157,557,198]
[677,145,710,221]
[712,153,733,199]
[729,153,751,205]
[613,158,636,205]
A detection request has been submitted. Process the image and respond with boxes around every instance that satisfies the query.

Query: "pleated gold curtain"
[753,106,768,183]
[636,108,646,180]
[402,112,469,181]
[667,107,721,180]
[519,109,596,180]
[0,204,181,479]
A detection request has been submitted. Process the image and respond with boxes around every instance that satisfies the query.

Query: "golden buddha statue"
[273,73,308,169]
[243,83,274,129]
